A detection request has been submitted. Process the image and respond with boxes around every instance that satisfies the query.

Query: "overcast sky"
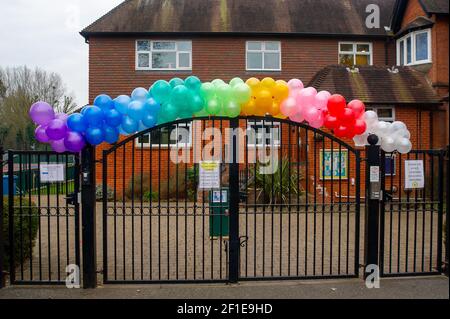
[0,0,123,107]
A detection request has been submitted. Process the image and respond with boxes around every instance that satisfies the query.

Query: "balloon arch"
[29,76,413,154]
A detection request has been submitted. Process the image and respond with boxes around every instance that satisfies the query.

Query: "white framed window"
[397,29,431,66]
[136,122,192,148]
[366,106,396,122]
[246,41,281,71]
[246,120,281,148]
[338,42,373,67]
[136,40,192,70]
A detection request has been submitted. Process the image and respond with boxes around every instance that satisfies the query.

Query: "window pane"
[151,128,170,145]
[377,108,393,119]
[264,52,280,70]
[355,54,370,65]
[247,42,262,50]
[178,41,192,51]
[179,53,191,68]
[138,134,150,144]
[247,52,263,69]
[340,43,354,52]
[400,40,405,65]
[137,40,150,51]
[339,54,354,67]
[153,41,176,50]
[265,41,280,51]
[406,37,412,64]
[415,32,429,61]
[357,44,370,53]
[152,52,177,69]
[138,53,150,68]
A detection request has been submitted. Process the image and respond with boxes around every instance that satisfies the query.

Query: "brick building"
[80,0,448,195]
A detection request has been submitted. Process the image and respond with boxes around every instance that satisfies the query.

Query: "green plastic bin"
[209,188,230,238]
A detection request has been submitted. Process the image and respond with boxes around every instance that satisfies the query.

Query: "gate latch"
[65,193,79,206]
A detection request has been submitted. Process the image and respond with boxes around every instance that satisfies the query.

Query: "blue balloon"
[104,126,120,144]
[169,78,185,88]
[121,116,138,134]
[138,121,147,132]
[119,126,129,136]
[81,106,89,115]
[94,94,114,110]
[127,101,145,121]
[84,106,104,127]
[67,113,88,133]
[144,98,161,116]
[114,95,131,115]
[131,87,148,102]
[85,127,104,146]
[104,108,122,127]
[142,113,157,128]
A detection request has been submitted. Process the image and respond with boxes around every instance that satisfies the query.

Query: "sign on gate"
[199,161,221,189]
[40,163,66,183]
[404,160,424,189]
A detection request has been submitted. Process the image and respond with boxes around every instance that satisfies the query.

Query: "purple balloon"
[46,119,68,141]
[29,102,55,126]
[35,125,51,143]
[55,113,68,122]
[64,132,86,153]
[50,139,67,154]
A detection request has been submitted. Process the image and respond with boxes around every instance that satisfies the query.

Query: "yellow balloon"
[261,77,276,89]
[269,101,281,116]
[246,78,261,90]
[274,113,288,119]
[273,82,289,102]
[255,89,272,115]
[242,99,257,116]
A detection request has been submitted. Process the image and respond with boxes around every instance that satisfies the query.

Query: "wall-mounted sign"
[405,160,424,189]
[40,164,65,183]
[319,149,348,180]
[199,161,220,190]
[370,166,380,183]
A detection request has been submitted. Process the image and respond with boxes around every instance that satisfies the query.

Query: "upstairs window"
[136,40,192,70]
[246,41,281,71]
[397,29,431,66]
[339,42,373,67]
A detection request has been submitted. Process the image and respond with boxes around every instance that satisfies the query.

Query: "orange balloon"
[273,82,289,101]
[274,113,288,120]
[242,99,257,116]
[246,78,261,91]
[261,77,276,89]
[269,101,280,116]
[255,89,273,115]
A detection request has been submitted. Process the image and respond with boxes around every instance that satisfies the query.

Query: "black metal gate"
[379,149,446,277]
[101,116,361,283]
[5,150,80,285]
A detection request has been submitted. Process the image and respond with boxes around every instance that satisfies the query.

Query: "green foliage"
[2,198,39,270]
[254,158,304,204]
[95,184,114,201]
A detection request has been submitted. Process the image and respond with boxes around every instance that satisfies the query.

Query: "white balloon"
[364,111,378,122]
[396,138,412,154]
[390,121,407,133]
[353,134,368,147]
[375,121,391,138]
[381,136,396,153]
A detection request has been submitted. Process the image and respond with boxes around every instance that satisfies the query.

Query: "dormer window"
[397,29,431,66]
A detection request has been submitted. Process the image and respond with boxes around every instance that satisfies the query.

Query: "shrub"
[2,198,39,270]
[95,184,114,201]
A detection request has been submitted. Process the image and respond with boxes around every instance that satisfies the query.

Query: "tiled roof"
[81,0,395,38]
[419,0,449,14]
[395,16,434,37]
[308,65,441,105]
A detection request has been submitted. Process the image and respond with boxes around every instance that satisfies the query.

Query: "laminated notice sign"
[40,164,65,183]
[405,160,424,189]
[199,161,220,190]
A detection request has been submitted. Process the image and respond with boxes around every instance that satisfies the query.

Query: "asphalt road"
[0,276,448,299]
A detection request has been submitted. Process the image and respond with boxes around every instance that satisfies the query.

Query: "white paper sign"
[40,164,66,183]
[405,160,424,189]
[370,166,380,183]
[199,161,220,190]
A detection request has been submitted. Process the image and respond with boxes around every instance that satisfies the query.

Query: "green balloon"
[212,79,226,87]
[230,77,244,88]
[224,100,241,118]
[190,93,205,113]
[195,108,209,117]
[171,85,190,108]
[150,80,172,104]
[216,84,233,101]
[200,82,216,100]
[162,103,178,122]
[169,78,185,88]
[206,99,221,115]
[185,76,202,92]
[233,83,252,104]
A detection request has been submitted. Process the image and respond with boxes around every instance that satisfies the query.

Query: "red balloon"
[327,94,346,117]
[345,126,356,139]
[340,108,356,126]
[347,100,366,118]
[354,119,367,135]
[334,125,348,138]
[324,115,339,130]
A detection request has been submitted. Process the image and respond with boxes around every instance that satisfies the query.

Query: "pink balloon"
[288,79,304,92]
[310,116,325,129]
[304,107,321,124]
[290,112,305,123]
[315,91,331,110]
[280,97,297,117]
[297,87,317,109]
